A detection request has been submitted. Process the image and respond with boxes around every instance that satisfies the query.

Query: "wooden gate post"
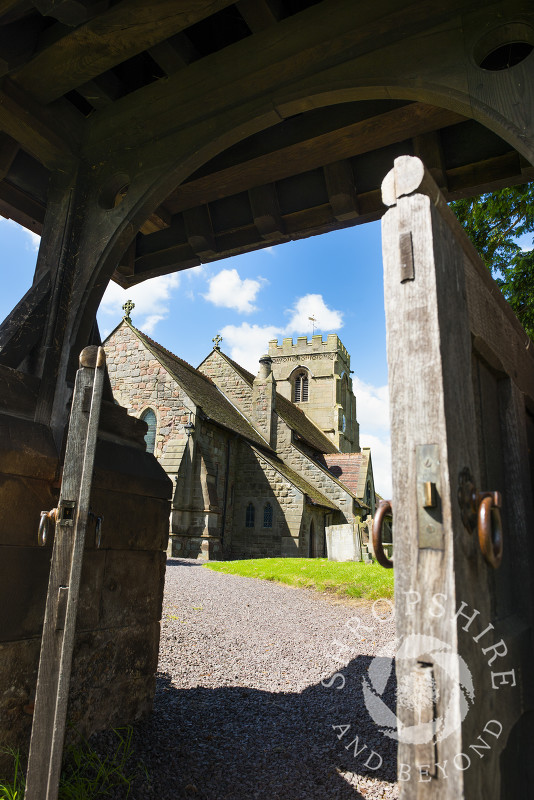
[25,346,106,800]
[381,156,534,799]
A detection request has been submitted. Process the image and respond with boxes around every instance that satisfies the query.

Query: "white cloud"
[203,268,263,313]
[219,322,280,373]
[99,273,180,336]
[217,292,345,373]
[285,293,343,333]
[360,433,391,499]
[353,377,391,498]
[1,216,41,253]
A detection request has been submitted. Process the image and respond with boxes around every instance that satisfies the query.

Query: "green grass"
[0,726,148,799]
[205,558,394,601]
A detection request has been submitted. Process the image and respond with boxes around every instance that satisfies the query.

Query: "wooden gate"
[380,156,534,799]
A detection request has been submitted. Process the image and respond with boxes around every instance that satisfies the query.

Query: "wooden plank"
[382,155,534,798]
[0,79,77,167]
[148,40,189,74]
[236,0,280,32]
[12,0,236,104]
[0,272,50,368]
[77,74,123,109]
[323,159,359,222]
[33,0,93,26]
[0,132,19,178]
[0,0,31,18]
[83,0,470,154]
[25,346,106,800]
[412,130,447,189]
[165,104,465,214]
[139,205,171,235]
[248,183,285,240]
[0,180,45,228]
[183,205,216,258]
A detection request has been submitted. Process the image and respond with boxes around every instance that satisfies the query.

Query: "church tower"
[268,334,359,453]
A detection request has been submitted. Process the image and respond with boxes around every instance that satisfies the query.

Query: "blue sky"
[0,216,392,495]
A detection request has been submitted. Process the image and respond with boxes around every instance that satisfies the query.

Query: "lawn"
[204,558,394,601]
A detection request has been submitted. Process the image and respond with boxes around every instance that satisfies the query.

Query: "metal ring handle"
[38,508,57,546]
[38,512,49,546]
[372,500,394,569]
[478,496,503,568]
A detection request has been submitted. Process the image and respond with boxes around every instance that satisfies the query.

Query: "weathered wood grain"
[0,272,50,368]
[25,347,106,800]
[12,0,236,104]
[382,155,534,798]
[165,104,464,214]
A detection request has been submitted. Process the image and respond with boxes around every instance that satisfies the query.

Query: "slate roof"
[216,351,339,455]
[252,448,337,510]
[322,451,370,500]
[126,323,271,449]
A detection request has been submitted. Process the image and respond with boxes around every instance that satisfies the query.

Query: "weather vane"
[122,299,135,322]
[308,316,317,335]
[212,334,222,350]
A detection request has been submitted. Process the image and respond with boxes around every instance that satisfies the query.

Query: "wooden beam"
[0,79,78,166]
[0,272,50,368]
[236,0,280,32]
[248,183,285,240]
[412,130,447,189]
[139,204,171,235]
[165,104,465,214]
[12,0,236,104]
[33,0,94,27]
[183,205,216,259]
[148,39,190,75]
[84,0,471,156]
[77,72,123,109]
[446,151,534,199]
[0,0,31,21]
[0,180,45,230]
[323,159,359,222]
[0,131,19,178]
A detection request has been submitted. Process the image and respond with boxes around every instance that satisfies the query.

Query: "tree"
[451,183,534,338]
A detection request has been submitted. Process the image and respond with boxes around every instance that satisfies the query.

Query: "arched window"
[294,371,309,402]
[263,502,273,528]
[245,503,255,528]
[141,408,157,454]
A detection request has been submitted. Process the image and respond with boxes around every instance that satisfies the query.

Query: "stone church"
[103,307,376,560]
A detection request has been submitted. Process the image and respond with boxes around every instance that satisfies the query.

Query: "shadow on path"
[126,653,397,800]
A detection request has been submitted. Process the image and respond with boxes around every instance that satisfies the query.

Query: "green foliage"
[0,726,148,800]
[451,183,534,337]
[205,558,394,600]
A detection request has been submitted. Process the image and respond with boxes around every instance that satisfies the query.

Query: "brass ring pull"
[38,508,57,546]
[372,500,394,569]
[478,494,503,569]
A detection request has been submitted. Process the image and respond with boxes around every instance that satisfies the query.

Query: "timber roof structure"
[0,0,533,290]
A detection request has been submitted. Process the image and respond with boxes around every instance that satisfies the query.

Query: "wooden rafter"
[11,0,236,104]
[164,103,465,214]
[0,79,79,166]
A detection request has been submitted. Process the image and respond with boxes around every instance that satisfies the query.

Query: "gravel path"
[99,558,399,800]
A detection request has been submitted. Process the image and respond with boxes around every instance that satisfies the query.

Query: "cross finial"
[122,299,135,322]
[212,334,222,350]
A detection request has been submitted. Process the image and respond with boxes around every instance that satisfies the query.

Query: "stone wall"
[199,350,254,420]
[105,327,232,560]
[232,443,305,558]
[0,368,171,762]
[268,335,359,452]
[274,414,356,523]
